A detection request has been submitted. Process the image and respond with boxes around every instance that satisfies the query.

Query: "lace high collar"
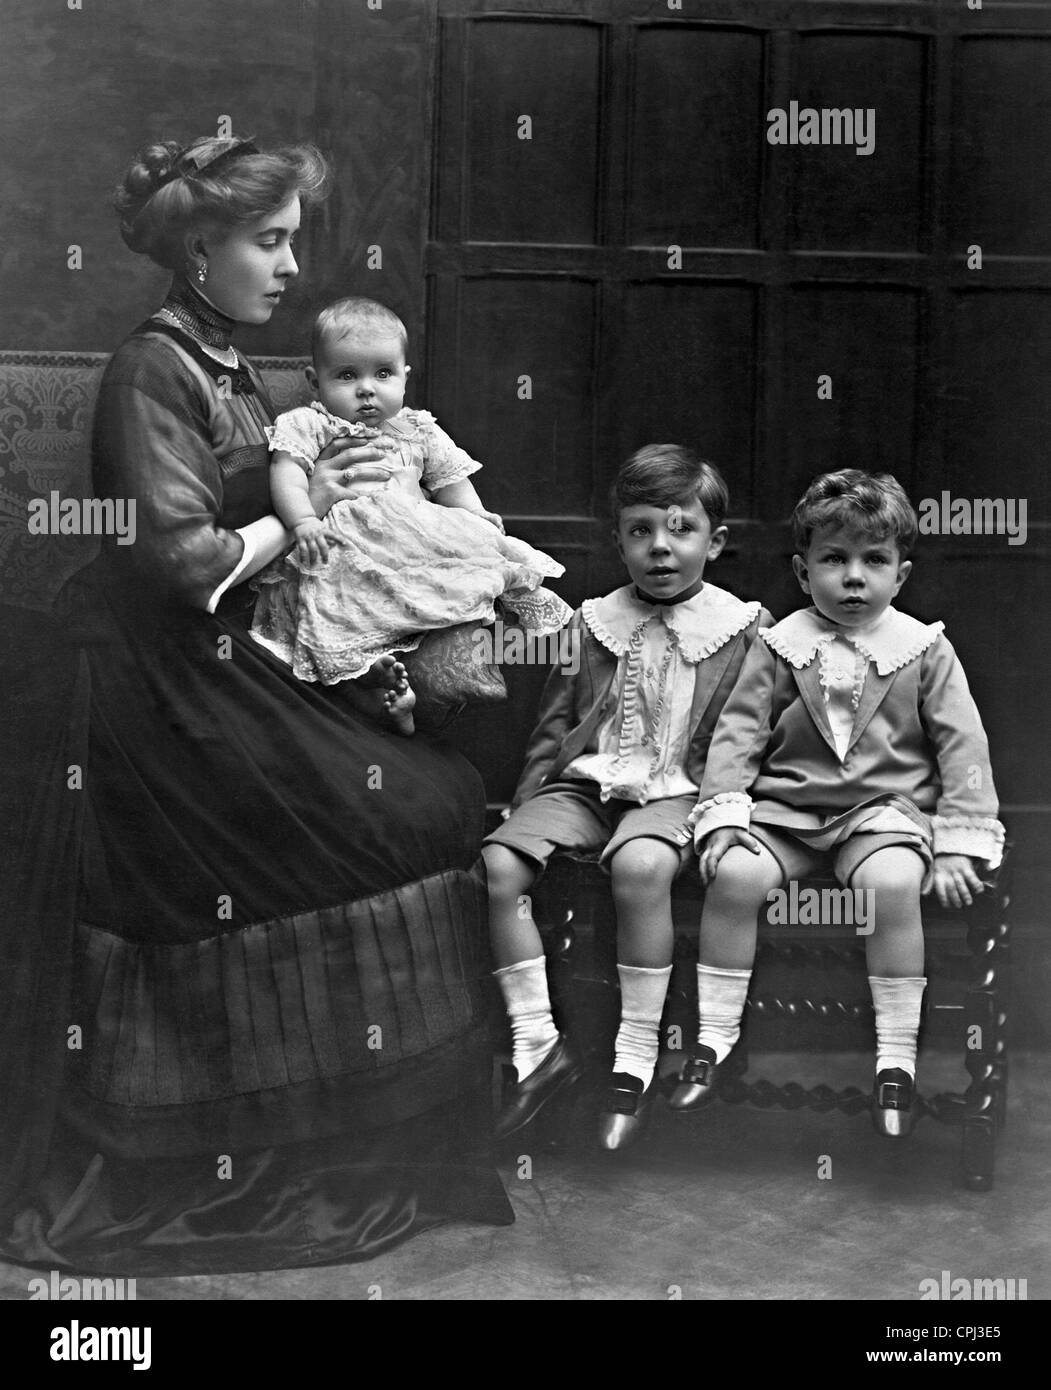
[761,606,944,675]
[581,583,760,663]
[159,276,236,350]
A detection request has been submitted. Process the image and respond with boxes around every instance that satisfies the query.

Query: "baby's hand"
[928,853,985,910]
[697,826,763,886]
[475,508,505,533]
[293,516,332,566]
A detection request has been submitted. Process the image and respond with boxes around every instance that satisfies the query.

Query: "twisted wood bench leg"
[528,851,1011,1189]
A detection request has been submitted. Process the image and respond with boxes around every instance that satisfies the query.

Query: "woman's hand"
[698,826,763,886]
[308,433,395,516]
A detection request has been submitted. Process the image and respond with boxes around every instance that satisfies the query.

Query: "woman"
[0,135,512,1274]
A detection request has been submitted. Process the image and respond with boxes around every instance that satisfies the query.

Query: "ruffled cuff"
[931,815,1005,869]
[689,792,753,847]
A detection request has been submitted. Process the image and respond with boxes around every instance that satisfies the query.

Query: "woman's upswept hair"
[609,444,729,528]
[791,469,919,557]
[114,135,330,271]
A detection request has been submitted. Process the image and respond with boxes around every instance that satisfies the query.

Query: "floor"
[1,1047,1045,1302]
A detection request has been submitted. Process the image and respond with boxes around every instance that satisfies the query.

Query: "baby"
[676,470,1004,1135]
[250,296,571,731]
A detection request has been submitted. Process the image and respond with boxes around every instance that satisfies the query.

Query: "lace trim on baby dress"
[263,403,348,470]
[399,409,483,492]
[262,404,484,493]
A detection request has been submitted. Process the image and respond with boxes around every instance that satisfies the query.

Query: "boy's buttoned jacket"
[691,606,1004,864]
[511,584,772,810]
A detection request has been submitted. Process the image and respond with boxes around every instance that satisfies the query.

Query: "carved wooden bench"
[526,849,1011,1192]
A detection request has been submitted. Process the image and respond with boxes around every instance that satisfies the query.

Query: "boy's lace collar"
[307,402,428,439]
[582,583,760,662]
[761,606,944,675]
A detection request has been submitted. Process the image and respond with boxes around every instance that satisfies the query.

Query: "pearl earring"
[196,262,208,286]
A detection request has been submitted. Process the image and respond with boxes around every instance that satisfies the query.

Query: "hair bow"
[155,137,259,191]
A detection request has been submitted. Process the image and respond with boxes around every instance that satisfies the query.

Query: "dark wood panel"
[428,241,1049,285]
[906,545,1051,814]
[460,18,603,244]
[426,274,599,517]
[627,25,765,249]
[789,32,928,252]
[777,286,921,510]
[604,281,759,514]
[931,289,1051,504]
[442,2,974,25]
[951,37,1051,257]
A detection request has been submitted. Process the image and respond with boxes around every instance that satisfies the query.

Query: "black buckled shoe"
[667,1045,722,1112]
[596,1072,655,1152]
[493,1034,584,1143]
[872,1067,916,1138]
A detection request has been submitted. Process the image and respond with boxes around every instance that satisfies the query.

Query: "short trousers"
[484,779,697,876]
[746,822,933,888]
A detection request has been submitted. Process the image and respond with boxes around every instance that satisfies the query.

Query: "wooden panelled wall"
[424,0,1051,918]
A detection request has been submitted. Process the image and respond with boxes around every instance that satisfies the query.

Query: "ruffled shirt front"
[564,583,761,804]
[759,607,949,838]
[265,402,483,494]
[763,607,945,761]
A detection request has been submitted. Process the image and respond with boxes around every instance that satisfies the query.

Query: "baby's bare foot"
[342,656,416,735]
[383,678,416,737]
[356,653,404,689]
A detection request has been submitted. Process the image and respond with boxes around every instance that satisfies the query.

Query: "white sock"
[493,956,559,1082]
[869,975,926,1078]
[613,964,673,1088]
[696,963,752,1064]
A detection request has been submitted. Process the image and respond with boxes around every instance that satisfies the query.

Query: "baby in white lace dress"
[250,297,571,719]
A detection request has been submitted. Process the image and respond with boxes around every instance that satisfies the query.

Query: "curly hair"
[791,469,919,558]
[114,136,330,271]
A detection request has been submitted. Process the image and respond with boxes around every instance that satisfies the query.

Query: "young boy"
[675,469,1004,1134]
[483,445,771,1150]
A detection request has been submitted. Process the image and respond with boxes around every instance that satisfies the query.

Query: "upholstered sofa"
[0,350,310,610]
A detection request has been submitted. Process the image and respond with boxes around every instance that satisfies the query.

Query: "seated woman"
[0,134,512,1275]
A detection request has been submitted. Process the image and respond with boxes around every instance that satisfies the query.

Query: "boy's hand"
[698,826,763,886]
[928,853,985,910]
[293,516,332,566]
[473,507,505,533]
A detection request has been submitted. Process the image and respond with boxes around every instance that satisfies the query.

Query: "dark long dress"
[0,301,512,1275]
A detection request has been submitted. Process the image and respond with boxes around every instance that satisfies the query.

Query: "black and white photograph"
[0,0,1047,1340]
